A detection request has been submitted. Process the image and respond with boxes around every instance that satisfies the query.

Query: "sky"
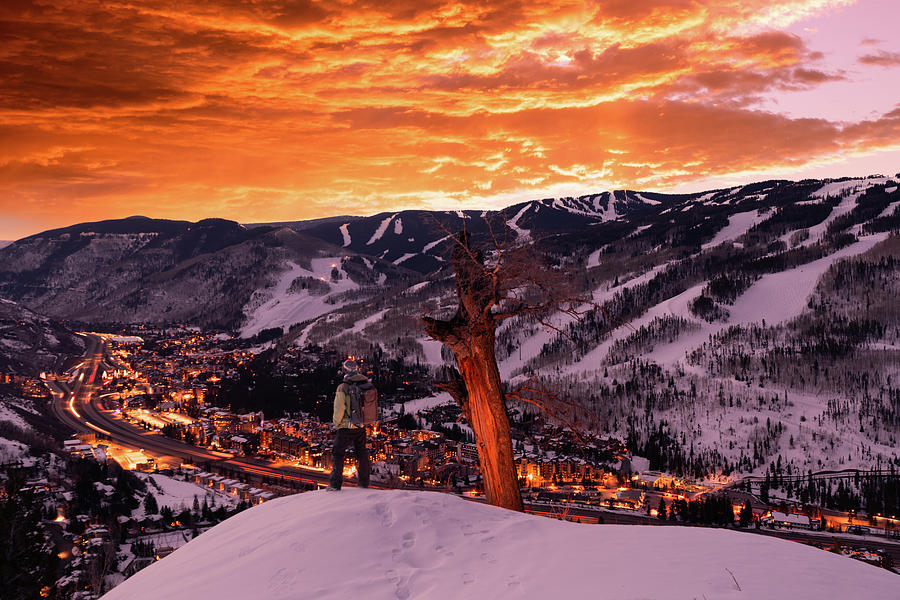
[1,0,899,240]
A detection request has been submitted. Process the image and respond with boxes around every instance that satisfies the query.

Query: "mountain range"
[1,175,899,478]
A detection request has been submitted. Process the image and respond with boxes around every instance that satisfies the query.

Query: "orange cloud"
[859,51,900,67]
[0,0,896,240]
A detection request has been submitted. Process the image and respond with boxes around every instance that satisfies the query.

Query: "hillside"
[101,489,898,600]
[280,177,900,479]
[2,176,898,479]
[0,217,418,331]
[0,299,82,462]
[0,298,83,376]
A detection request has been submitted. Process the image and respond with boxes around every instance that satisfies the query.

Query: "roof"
[771,511,810,525]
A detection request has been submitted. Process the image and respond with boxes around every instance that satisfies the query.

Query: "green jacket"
[333,372,369,428]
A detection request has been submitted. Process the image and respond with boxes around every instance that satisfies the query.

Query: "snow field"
[386,392,454,418]
[505,204,532,240]
[702,210,766,250]
[134,472,239,520]
[0,402,33,431]
[241,258,359,338]
[0,436,28,462]
[102,489,900,600]
[393,253,417,265]
[350,309,389,334]
[627,231,891,369]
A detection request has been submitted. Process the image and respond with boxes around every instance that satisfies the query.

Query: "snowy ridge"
[339,223,351,247]
[101,489,899,600]
[535,192,631,220]
[548,196,601,217]
[810,178,882,199]
[574,232,891,371]
[632,192,662,205]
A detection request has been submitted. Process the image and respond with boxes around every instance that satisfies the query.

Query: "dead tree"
[423,229,592,511]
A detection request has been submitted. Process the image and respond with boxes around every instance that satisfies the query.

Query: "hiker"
[328,358,375,490]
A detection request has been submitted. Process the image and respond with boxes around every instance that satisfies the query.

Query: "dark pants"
[329,427,370,489]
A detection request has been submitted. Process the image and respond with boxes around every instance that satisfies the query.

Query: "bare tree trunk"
[454,329,523,511]
[424,230,523,512]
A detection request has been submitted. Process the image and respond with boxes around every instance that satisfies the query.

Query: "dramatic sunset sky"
[2,0,899,240]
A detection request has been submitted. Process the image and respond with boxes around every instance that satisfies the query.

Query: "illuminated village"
[0,325,871,598]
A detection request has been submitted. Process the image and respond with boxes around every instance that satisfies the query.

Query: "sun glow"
[1,0,897,239]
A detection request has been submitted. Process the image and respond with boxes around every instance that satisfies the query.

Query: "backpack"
[346,379,378,426]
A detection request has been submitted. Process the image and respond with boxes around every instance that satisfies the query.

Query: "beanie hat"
[342,358,359,373]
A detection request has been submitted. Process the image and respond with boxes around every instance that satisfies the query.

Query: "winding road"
[48,334,333,489]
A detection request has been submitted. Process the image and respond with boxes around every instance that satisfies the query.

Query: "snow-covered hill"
[101,489,898,600]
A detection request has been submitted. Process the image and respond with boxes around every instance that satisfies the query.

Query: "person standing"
[328,358,371,490]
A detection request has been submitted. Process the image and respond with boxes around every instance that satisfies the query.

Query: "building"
[764,511,812,530]
[457,443,478,464]
[614,489,645,510]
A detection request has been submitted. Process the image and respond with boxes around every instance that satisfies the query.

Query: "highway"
[50,334,335,490]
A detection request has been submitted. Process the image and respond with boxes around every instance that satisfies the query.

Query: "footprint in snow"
[395,586,411,600]
[374,502,396,527]
[267,567,299,597]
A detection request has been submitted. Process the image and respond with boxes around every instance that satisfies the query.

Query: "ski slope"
[702,210,765,250]
[241,259,359,337]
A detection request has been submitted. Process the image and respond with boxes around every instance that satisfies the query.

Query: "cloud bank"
[1,0,897,237]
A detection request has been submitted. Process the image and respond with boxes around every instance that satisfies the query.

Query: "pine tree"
[739,501,753,527]
[143,492,159,515]
[0,480,57,599]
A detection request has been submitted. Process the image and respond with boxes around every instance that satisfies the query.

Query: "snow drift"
[102,489,898,600]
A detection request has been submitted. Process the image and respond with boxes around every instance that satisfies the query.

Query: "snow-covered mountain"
[283,176,900,479]
[2,176,899,478]
[101,488,899,600]
[0,216,419,331]
[291,189,685,272]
